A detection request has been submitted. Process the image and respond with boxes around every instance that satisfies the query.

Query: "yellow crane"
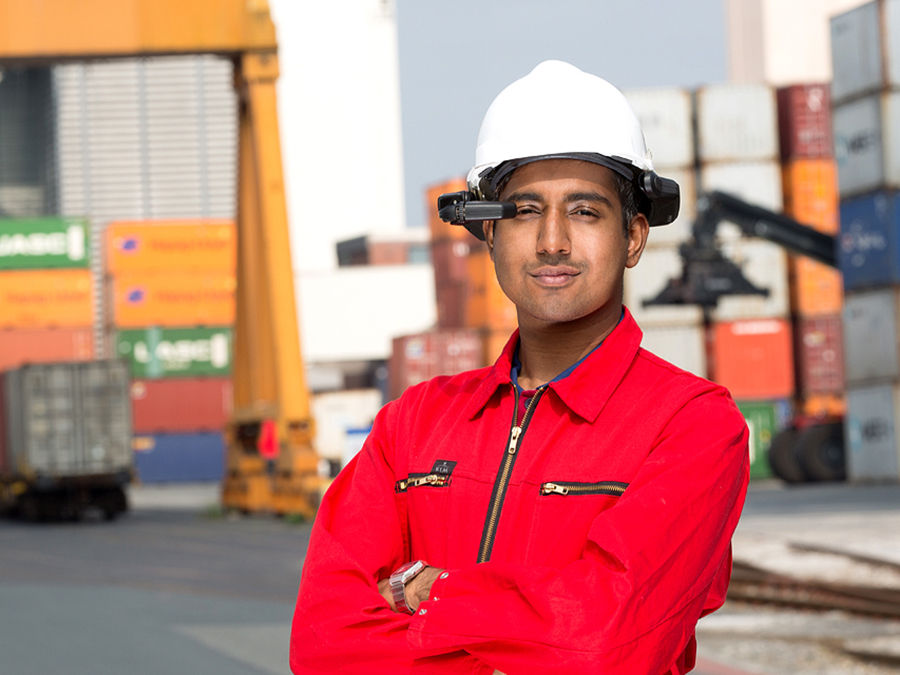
[0,0,319,516]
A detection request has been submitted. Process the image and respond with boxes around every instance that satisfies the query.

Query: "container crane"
[0,0,319,516]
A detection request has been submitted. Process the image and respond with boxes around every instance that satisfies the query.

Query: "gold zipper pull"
[407,474,449,488]
[507,426,522,454]
[540,482,569,496]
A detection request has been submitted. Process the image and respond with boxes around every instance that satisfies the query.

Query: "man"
[291,60,749,674]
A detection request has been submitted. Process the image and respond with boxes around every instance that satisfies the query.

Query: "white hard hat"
[467,60,654,199]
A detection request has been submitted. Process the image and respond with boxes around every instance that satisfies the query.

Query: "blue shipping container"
[839,191,900,290]
[133,432,224,483]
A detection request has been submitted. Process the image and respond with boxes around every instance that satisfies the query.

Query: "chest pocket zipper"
[395,473,451,493]
[539,481,628,496]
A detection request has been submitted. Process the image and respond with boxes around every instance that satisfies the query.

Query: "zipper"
[477,384,546,563]
[539,481,628,496]
[394,473,451,493]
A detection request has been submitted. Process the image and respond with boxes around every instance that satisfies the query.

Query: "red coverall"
[291,309,750,673]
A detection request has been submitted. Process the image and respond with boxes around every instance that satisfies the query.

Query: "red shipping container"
[388,329,483,400]
[0,327,93,371]
[0,371,7,473]
[796,315,844,395]
[431,238,474,286]
[777,84,833,160]
[435,281,468,329]
[707,319,794,399]
[130,377,232,433]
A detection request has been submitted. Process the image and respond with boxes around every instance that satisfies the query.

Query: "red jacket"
[291,309,749,674]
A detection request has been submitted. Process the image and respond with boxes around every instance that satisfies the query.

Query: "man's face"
[483,158,648,330]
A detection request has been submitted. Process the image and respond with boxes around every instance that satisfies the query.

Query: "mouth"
[529,265,580,287]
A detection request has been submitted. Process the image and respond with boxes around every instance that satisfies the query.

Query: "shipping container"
[776,84,833,160]
[643,168,697,247]
[0,327,93,371]
[845,383,900,481]
[130,377,232,433]
[0,217,89,269]
[0,268,93,328]
[132,432,225,483]
[624,246,703,327]
[624,87,695,168]
[700,161,783,240]
[830,0,900,104]
[435,281,468,330]
[696,84,779,162]
[707,318,794,399]
[431,238,474,287]
[0,361,132,478]
[781,159,839,234]
[640,323,706,378]
[843,288,900,385]
[796,315,845,395]
[480,327,516,369]
[426,177,468,242]
[465,249,518,332]
[838,190,900,290]
[832,91,900,197]
[114,326,232,378]
[388,329,483,400]
[311,389,384,461]
[711,240,790,321]
[790,256,843,316]
[109,272,235,327]
[736,400,793,479]
[105,220,235,274]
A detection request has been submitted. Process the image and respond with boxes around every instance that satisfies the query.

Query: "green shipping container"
[0,217,90,269]
[115,327,232,378]
[736,400,792,480]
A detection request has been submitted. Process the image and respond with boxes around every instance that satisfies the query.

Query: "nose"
[537,207,571,256]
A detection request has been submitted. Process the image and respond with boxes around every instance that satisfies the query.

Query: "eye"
[572,207,600,218]
[515,205,540,216]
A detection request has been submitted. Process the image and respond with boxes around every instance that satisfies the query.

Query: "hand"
[377,565,444,614]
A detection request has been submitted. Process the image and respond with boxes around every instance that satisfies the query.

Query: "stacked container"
[832,0,900,481]
[106,220,236,483]
[624,87,705,379]
[0,217,95,368]
[694,83,793,479]
[777,84,845,422]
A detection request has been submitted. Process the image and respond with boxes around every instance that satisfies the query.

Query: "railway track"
[729,544,900,619]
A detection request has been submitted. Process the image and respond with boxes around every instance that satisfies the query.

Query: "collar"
[464,307,644,423]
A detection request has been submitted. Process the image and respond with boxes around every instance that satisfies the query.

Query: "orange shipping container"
[781,159,838,234]
[465,249,518,332]
[789,256,843,316]
[0,269,93,328]
[426,178,469,242]
[707,318,794,400]
[480,327,516,367]
[0,327,93,370]
[110,273,235,327]
[106,220,235,275]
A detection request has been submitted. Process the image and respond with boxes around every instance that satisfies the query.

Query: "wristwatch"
[389,560,428,614]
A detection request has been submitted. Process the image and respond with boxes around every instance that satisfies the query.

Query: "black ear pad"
[639,173,680,227]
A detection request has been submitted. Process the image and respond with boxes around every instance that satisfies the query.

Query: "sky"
[394,0,729,228]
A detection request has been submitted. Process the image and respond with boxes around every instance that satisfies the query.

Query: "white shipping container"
[711,239,790,321]
[645,168,697,248]
[625,246,703,327]
[640,323,707,378]
[830,0,900,104]
[312,389,383,463]
[843,288,900,385]
[624,87,695,168]
[833,91,900,197]
[696,84,779,161]
[699,161,783,240]
[845,383,900,481]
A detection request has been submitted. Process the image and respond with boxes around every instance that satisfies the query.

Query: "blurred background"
[2,0,900,673]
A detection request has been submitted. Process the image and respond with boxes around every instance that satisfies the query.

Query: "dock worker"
[290,60,750,674]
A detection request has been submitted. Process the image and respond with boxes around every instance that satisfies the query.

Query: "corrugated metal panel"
[132,432,225,483]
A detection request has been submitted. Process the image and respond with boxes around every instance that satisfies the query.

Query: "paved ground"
[0,480,898,674]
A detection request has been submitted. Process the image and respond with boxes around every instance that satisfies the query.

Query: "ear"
[482,220,495,258]
[624,214,649,269]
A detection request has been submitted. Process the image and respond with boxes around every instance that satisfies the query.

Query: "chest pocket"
[394,460,456,563]
[527,480,629,565]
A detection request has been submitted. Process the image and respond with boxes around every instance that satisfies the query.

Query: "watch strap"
[389,560,428,614]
